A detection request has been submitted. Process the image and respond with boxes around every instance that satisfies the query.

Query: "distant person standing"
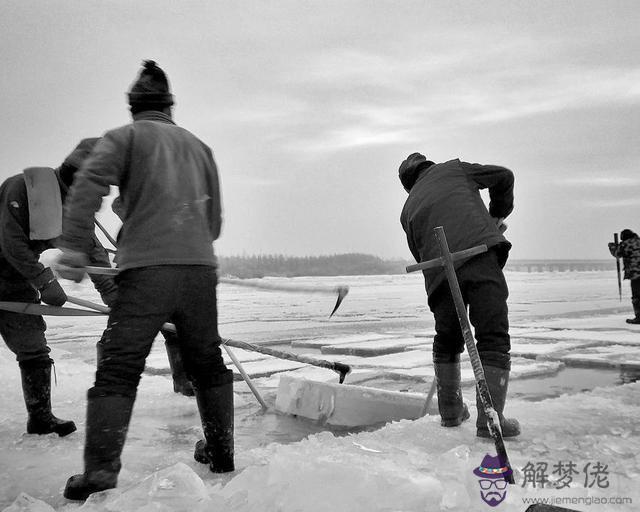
[398,153,520,439]
[609,229,640,324]
[55,60,233,501]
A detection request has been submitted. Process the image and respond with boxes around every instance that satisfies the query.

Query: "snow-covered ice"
[1,270,639,511]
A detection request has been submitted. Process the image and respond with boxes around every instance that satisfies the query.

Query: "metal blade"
[329,286,349,318]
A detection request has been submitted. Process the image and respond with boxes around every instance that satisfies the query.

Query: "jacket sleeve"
[87,235,118,296]
[206,147,223,241]
[618,240,633,259]
[60,128,130,253]
[400,211,421,263]
[0,178,47,281]
[462,162,514,219]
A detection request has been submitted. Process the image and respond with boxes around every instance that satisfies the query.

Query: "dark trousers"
[427,248,510,369]
[92,265,228,398]
[631,278,640,312]
[0,280,50,363]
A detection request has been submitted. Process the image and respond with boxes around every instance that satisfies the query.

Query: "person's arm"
[400,212,422,263]
[206,147,223,241]
[56,128,130,282]
[462,162,514,219]
[608,241,623,258]
[0,179,47,281]
[0,178,67,305]
[87,235,118,306]
[60,129,130,254]
[618,240,632,259]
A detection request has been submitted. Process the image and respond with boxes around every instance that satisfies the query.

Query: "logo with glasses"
[473,453,512,507]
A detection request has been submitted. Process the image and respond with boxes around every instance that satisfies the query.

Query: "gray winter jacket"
[60,111,222,270]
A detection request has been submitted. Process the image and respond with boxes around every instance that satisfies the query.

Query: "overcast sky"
[1,0,638,260]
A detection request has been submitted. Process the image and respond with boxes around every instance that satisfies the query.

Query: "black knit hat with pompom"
[127,60,174,108]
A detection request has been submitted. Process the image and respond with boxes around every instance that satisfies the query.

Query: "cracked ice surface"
[6,383,639,512]
[2,270,640,511]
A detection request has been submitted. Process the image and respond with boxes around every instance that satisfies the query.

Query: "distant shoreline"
[218,254,615,278]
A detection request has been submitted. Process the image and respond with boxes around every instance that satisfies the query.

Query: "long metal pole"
[66,295,269,409]
[433,227,514,484]
[221,344,268,410]
[69,295,351,382]
[94,219,118,248]
[614,233,622,302]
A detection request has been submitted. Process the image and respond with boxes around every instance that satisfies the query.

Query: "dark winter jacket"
[60,111,222,270]
[400,158,514,295]
[610,236,640,280]
[0,170,112,295]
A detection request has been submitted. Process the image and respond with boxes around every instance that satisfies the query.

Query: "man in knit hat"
[609,229,640,324]
[0,138,117,439]
[56,60,233,500]
[398,153,519,439]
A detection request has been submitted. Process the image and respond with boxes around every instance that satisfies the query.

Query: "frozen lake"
[1,270,639,511]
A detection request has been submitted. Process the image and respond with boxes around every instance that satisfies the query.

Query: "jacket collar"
[132,111,176,125]
[414,161,436,183]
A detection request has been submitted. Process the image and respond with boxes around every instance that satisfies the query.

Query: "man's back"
[64,111,222,270]
[401,159,510,269]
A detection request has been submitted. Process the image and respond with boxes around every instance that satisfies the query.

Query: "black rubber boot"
[64,393,135,501]
[165,341,195,396]
[626,299,640,324]
[163,333,195,396]
[20,358,76,437]
[433,353,470,427]
[193,370,235,473]
[476,364,520,438]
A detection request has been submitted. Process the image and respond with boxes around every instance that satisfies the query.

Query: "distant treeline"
[218,254,616,278]
[218,253,408,278]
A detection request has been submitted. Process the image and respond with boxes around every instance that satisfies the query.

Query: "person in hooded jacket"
[0,138,117,438]
[609,229,640,324]
[398,153,520,439]
[55,60,232,501]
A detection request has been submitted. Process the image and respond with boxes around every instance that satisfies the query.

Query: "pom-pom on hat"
[127,60,174,107]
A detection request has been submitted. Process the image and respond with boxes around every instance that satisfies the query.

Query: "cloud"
[257,34,640,155]
[580,197,640,208]
[466,68,640,124]
[554,176,640,187]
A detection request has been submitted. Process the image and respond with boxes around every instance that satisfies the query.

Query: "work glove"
[608,242,618,257]
[31,268,67,306]
[54,248,90,283]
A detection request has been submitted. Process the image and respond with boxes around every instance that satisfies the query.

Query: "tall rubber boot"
[164,338,195,396]
[476,364,520,438]
[626,298,640,324]
[433,353,470,427]
[64,393,135,501]
[193,370,235,473]
[19,358,76,437]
